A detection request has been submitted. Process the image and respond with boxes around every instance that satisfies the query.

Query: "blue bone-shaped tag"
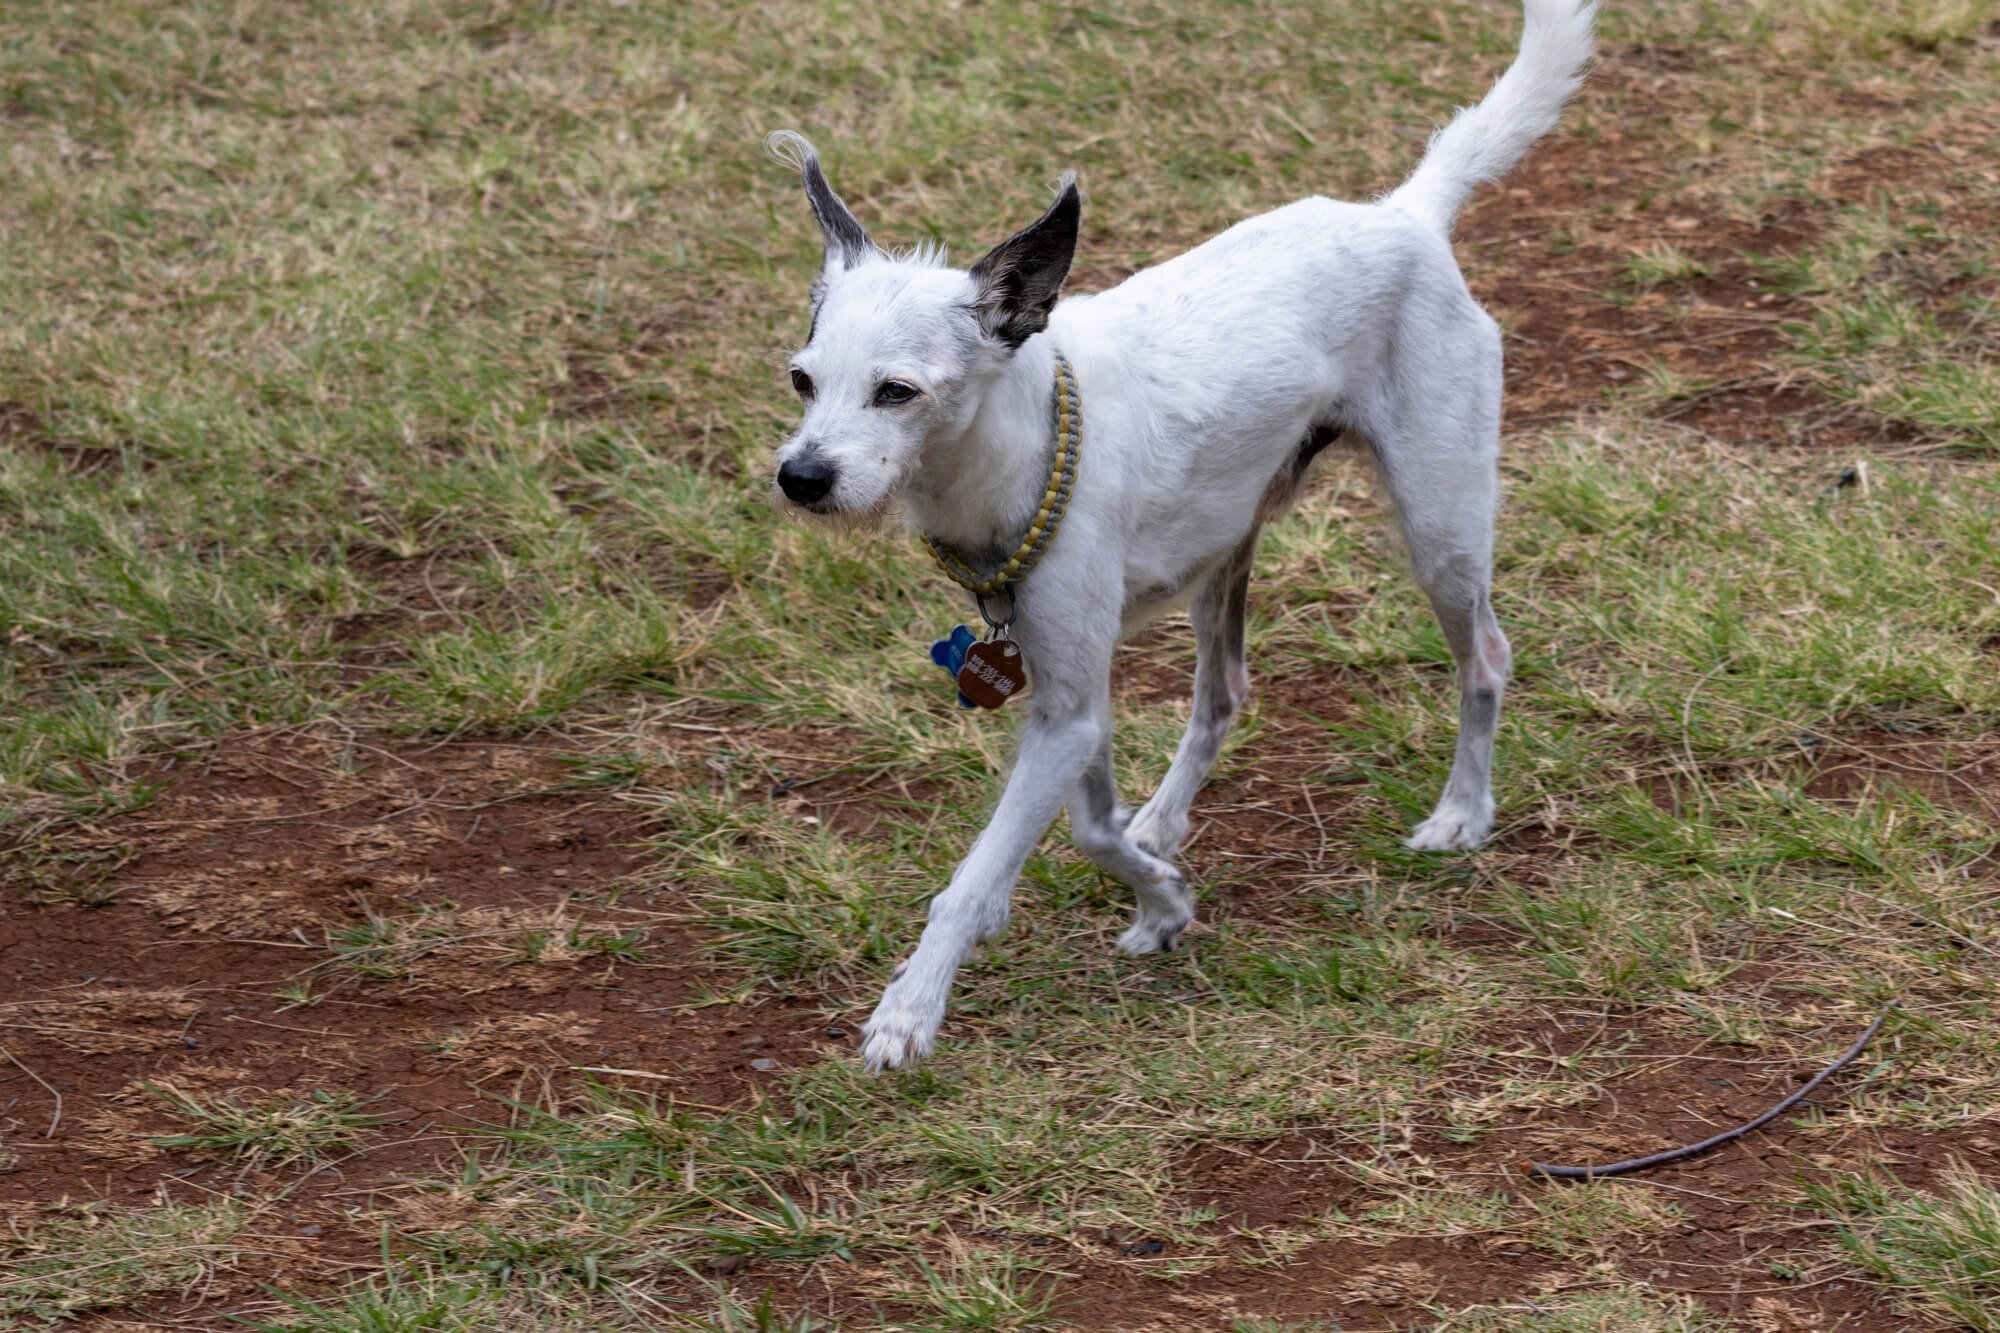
[929,625,980,709]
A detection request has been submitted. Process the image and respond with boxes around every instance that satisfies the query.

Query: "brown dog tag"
[956,638,1028,709]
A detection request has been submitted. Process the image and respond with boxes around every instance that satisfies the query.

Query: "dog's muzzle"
[777,454,837,507]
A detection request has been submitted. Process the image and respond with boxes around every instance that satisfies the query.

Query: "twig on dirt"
[1525,1005,1897,1181]
[1297,780,1331,872]
[1,1044,64,1136]
[1650,369,1800,418]
[568,1069,735,1112]
[571,1064,674,1082]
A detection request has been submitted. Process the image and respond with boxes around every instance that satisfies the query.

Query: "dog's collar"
[921,349,1080,601]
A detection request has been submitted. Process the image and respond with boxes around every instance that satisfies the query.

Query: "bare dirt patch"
[1458,70,1826,441]
[1047,1012,1977,1332]
[0,732,839,1313]
[1795,727,2000,822]
[1180,673,1380,926]
[1112,616,1385,929]
[1457,59,1996,449]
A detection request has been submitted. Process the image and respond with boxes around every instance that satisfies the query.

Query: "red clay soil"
[714,1009,1978,1332]
[1082,1019,1985,1333]
[1116,640,1378,908]
[1458,90,1823,441]
[0,733,842,1311]
[1453,62,1995,449]
[17,695,1974,1330]
[1798,727,2000,822]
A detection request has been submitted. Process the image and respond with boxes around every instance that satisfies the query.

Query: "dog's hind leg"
[1367,349,1512,852]
[1071,716,1195,954]
[1125,532,1258,863]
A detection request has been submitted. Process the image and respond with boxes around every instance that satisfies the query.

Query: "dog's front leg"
[861,699,1102,1071]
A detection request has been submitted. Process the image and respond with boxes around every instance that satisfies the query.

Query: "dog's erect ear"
[766,130,874,270]
[968,174,1080,349]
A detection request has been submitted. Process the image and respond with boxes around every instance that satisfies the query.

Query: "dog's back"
[1041,1,1595,613]
[1048,200,1462,602]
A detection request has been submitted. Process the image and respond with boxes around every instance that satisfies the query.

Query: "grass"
[317,901,656,981]
[2,0,1999,1329]
[1431,1291,1735,1332]
[1620,243,1714,289]
[898,1250,1064,1330]
[144,1084,387,1169]
[244,1265,522,1333]
[1813,1166,2000,1330]
[0,1203,246,1325]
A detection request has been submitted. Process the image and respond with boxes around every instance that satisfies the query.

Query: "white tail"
[1387,0,1596,234]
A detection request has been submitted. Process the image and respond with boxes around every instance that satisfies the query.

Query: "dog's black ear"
[968,174,1080,349]
[766,130,874,270]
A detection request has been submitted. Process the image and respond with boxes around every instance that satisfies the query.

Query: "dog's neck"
[903,335,1062,560]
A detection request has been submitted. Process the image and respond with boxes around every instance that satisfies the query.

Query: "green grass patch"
[1431,1290,1735,1332]
[146,1083,387,1169]
[1813,1166,2000,1330]
[0,1203,246,1325]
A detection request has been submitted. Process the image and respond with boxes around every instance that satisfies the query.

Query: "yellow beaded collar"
[921,350,1080,600]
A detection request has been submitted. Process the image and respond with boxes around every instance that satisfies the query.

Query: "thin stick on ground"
[1526,1005,1898,1181]
[2,1044,64,1136]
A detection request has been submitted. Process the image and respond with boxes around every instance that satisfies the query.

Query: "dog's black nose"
[778,455,836,506]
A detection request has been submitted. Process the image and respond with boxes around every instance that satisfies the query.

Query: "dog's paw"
[1126,806,1187,861]
[860,981,945,1072]
[1406,798,1494,852]
[1118,874,1195,955]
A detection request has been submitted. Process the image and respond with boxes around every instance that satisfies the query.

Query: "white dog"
[767,0,1595,1070]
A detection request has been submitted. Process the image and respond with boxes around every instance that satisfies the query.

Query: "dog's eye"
[873,380,919,406]
[789,368,814,400]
